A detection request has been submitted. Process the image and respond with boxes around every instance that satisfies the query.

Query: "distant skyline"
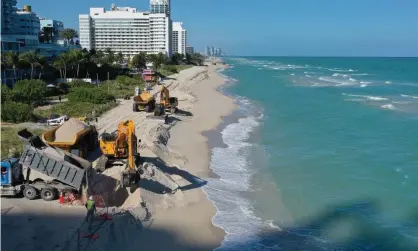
[20,0,418,57]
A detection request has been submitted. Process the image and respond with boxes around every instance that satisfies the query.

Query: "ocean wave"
[342,93,389,101]
[401,94,418,99]
[206,116,268,251]
[360,84,368,88]
[385,81,392,84]
[349,78,357,82]
[381,104,396,110]
[327,68,357,72]
[360,81,372,84]
[319,77,356,86]
[332,73,350,78]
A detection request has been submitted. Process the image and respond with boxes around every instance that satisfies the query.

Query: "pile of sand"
[54,118,88,142]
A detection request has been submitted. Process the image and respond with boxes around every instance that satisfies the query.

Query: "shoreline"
[166,61,238,249]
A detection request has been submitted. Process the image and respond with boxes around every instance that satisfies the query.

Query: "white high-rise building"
[150,0,170,16]
[172,22,186,55]
[79,4,172,58]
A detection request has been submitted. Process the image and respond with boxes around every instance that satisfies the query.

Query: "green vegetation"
[34,101,117,118]
[1,102,33,123]
[68,88,115,104]
[1,127,45,158]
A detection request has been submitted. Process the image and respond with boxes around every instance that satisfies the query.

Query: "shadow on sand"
[175,109,193,117]
[2,199,418,251]
[141,156,207,192]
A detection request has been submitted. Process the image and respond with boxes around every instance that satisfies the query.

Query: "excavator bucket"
[120,169,140,188]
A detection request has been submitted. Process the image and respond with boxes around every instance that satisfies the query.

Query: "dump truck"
[0,129,92,201]
[132,86,156,112]
[42,118,99,159]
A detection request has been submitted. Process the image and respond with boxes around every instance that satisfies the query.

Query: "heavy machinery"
[42,118,98,159]
[1,129,91,200]
[132,86,156,112]
[96,120,141,188]
[158,85,178,114]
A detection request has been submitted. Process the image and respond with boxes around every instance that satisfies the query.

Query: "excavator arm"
[160,85,170,106]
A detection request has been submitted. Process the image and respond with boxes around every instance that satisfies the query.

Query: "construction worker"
[85,196,96,224]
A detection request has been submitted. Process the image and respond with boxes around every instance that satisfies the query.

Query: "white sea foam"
[360,84,368,88]
[401,94,418,99]
[207,115,271,250]
[360,81,372,84]
[319,77,355,86]
[342,93,389,101]
[290,73,295,76]
[349,78,357,82]
[385,81,392,84]
[381,104,396,110]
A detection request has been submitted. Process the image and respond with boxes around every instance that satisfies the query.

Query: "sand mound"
[54,118,88,142]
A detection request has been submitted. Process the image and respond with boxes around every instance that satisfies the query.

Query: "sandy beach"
[1,61,236,251]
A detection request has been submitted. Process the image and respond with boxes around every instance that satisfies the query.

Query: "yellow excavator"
[154,85,178,116]
[132,86,156,112]
[96,120,141,188]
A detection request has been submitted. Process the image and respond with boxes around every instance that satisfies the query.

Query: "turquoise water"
[209,57,418,250]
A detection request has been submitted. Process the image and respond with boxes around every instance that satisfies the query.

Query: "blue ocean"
[204,57,418,251]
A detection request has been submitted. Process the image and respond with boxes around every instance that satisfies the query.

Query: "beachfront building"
[1,0,17,34]
[172,22,186,55]
[150,0,170,16]
[186,46,194,54]
[15,5,40,36]
[79,4,172,58]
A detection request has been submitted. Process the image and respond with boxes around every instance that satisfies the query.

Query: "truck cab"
[1,158,23,196]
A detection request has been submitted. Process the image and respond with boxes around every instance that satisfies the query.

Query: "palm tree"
[130,52,147,70]
[19,51,43,79]
[185,53,192,65]
[148,53,165,72]
[59,28,78,45]
[3,51,20,79]
[41,27,55,43]
[70,49,87,78]
[53,59,64,79]
[116,52,124,65]
[104,48,115,64]
[54,52,71,79]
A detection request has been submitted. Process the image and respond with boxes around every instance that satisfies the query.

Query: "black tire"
[145,104,152,113]
[133,103,138,112]
[40,187,56,201]
[23,186,37,200]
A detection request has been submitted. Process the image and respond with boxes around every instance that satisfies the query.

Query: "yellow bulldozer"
[132,86,155,112]
[96,120,141,188]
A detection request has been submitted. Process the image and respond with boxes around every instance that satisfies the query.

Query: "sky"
[21,0,418,57]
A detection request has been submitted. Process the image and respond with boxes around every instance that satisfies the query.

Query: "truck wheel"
[23,186,37,200]
[40,188,56,201]
[145,105,151,113]
[133,103,138,112]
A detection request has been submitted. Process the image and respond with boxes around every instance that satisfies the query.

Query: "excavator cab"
[98,120,142,188]
[159,85,178,114]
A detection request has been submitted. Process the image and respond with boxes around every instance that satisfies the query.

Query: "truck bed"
[18,129,91,191]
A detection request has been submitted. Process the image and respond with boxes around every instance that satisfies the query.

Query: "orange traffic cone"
[59,192,65,204]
